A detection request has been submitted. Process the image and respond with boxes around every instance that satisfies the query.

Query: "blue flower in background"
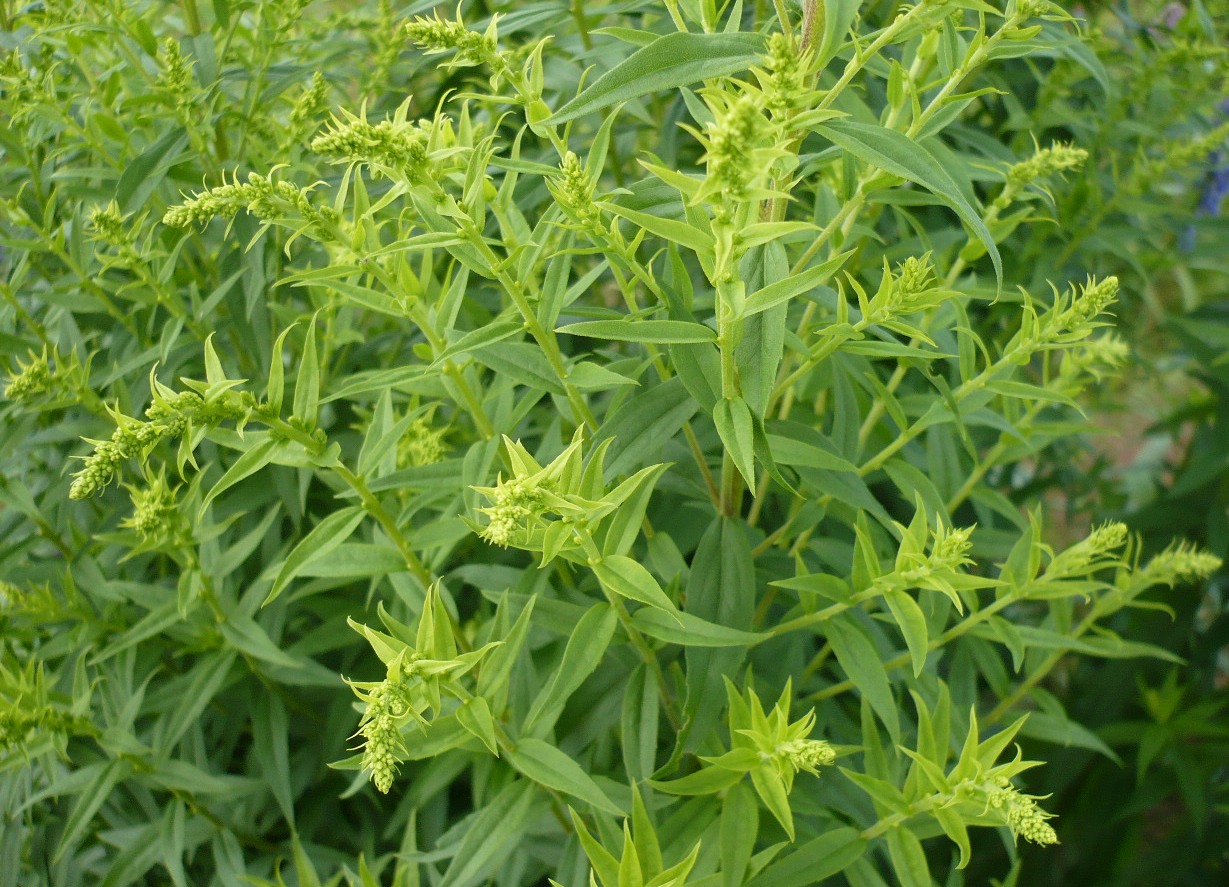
[1197,99,1229,216]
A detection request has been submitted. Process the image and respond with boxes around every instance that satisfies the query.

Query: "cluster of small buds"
[403,12,506,73]
[777,737,837,776]
[5,350,53,401]
[0,580,20,607]
[890,254,939,313]
[398,415,447,468]
[988,781,1059,845]
[163,172,337,236]
[1047,520,1129,578]
[477,476,548,548]
[1059,333,1131,386]
[120,471,181,541]
[0,704,83,753]
[1012,0,1053,20]
[1157,39,1228,69]
[703,92,770,207]
[757,32,811,123]
[996,142,1088,208]
[929,524,975,572]
[157,37,195,107]
[549,152,607,235]
[87,202,130,249]
[289,72,330,128]
[311,112,431,178]
[1056,276,1118,333]
[1086,521,1129,553]
[356,677,412,793]
[70,389,252,499]
[1139,121,1229,183]
[1142,541,1223,587]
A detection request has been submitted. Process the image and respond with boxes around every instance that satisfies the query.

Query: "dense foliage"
[2,1,1226,885]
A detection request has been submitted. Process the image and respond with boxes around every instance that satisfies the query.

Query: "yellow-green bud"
[989,784,1059,845]
[5,351,53,402]
[778,738,836,775]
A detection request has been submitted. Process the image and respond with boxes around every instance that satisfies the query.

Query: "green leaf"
[826,613,900,745]
[219,613,303,670]
[631,608,764,647]
[524,603,619,734]
[886,827,930,887]
[605,202,714,255]
[683,518,755,754]
[600,463,669,557]
[266,323,296,414]
[119,127,189,212]
[456,696,499,756]
[593,556,678,614]
[264,505,366,605]
[251,691,295,826]
[741,251,852,317]
[650,765,744,796]
[546,32,767,124]
[815,120,1001,283]
[292,318,321,422]
[714,397,757,487]
[439,782,537,887]
[557,319,717,344]
[471,341,566,395]
[54,758,132,862]
[621,664,660,782]
[597,377,699,476]
[932,806,972,869]
[883,590,930,677]
[198,436,279,518]
[507,738,624,815]
[744,827,867,887]
[721,783,758,887]
[433,321,524,365]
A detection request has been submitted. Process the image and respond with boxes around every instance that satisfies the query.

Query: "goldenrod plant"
[1,1,1225,885]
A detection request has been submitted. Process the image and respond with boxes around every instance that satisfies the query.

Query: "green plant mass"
[3,0,1228,885]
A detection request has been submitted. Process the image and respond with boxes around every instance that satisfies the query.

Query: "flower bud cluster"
[996,142,1087,209]
[988,781,1059,845]
[1056,276,1118,334]
[311,110,431,179]
[403,12,506,73]
[1060,333,1130,385]
[1137,121,1229,184]
[891,254,941,313]
[398,414,447,468]
[777,737,837,775]
[70,389,253,499]
[356,677,412,794]
[477,475,548,547]
[1046,520,1128,579]
[158,37,195,109]
[702,92,772,208]
[756,33,812,123]
[549,152,607,235]
[289,72,330,128]
[5,350,53,401]
[1142,541,1223,587]
[87,202,129,249]
[163,172,337,236]
[0,704,82,754]
[120,470,182,541]
[930,524,975,572]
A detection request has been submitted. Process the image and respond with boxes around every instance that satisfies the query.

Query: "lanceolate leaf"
[815,120,1002,283]
[545,32,768,124]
